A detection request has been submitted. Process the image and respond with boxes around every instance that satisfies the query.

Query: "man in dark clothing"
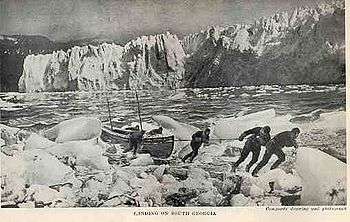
[182,128,210,163]
[125,130,145,156]
[232,126,271,173]
[252,128,300,177]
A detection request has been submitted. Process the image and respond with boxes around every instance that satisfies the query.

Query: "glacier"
[15,0,345,92]
[19,33,186,92]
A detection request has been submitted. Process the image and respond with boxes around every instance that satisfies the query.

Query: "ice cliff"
[18,33,186,92]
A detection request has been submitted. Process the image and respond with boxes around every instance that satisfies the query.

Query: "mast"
[135,90,143,131]
[106,93,114,130]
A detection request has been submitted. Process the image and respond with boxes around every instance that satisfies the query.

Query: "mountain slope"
[183,0,345,87]
[0,35,57,91]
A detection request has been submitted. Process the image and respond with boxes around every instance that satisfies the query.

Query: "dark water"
[0,84,345,130]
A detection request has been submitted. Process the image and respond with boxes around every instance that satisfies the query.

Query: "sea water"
[0,84,345,131]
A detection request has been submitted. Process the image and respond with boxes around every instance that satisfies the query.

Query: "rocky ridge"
[183,0,345,87]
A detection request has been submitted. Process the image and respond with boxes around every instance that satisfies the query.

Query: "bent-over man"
[232,126,271,173]
[251,128,300,177]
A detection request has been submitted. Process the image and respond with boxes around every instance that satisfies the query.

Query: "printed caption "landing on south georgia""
[133,210,217,216]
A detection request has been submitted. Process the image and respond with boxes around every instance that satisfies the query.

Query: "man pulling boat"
[123,126,164,157]
[232,126,300,177]
[232,126,271,173]
[251,128,300,177]
[128,129,146,157]
[182,128,211,163]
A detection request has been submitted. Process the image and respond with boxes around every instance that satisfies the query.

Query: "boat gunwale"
[101,125,175,144]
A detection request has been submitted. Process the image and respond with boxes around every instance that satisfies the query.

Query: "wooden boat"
[101,125,175,159]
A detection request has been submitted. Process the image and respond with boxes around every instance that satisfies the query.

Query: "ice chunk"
[212,109,275,139]
[26,184,60,204]
[168,92,186,100]
[46,139,110,170]
[230,194,256,206]
[301,111,345,131]
[249,184,265,198]
[1,152,26,178]
[240,93,250,98]
[258,196,281,206]
[182,167,215,193]
[197,190,223,206]
[130,154,154,166]
[152,115,200,141]
[192,144,227,164]
[152,115,201,154]
[25,133,56,150]
[17,202,35,208]
[161,174,182,196]
[2,149,76,202]
[1,153,27,203]
[152,164,166,181]
[1,128,17,146]
[50,198,76,208]
[129,173,163,206]
[112,166,137,184]
[101,197,122,207]
[43,117,102,143]
[252,168,302,192]
[290,109,323,123]
[109,178,132,198]
[23,149,76,186]
[296,147,346,205]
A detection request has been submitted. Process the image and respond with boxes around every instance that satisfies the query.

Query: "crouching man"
[251,128,300,177]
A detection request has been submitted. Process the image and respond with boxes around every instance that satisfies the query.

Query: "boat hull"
[101,126,174,159]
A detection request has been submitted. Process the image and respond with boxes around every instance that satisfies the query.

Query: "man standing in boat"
[182,128,211,163]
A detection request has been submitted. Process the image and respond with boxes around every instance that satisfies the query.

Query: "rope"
[173,138,239,142]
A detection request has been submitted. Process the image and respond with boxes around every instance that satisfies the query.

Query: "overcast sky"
[0,0,327,43]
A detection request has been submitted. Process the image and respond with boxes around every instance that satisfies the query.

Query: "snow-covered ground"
[0,109,346,207]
